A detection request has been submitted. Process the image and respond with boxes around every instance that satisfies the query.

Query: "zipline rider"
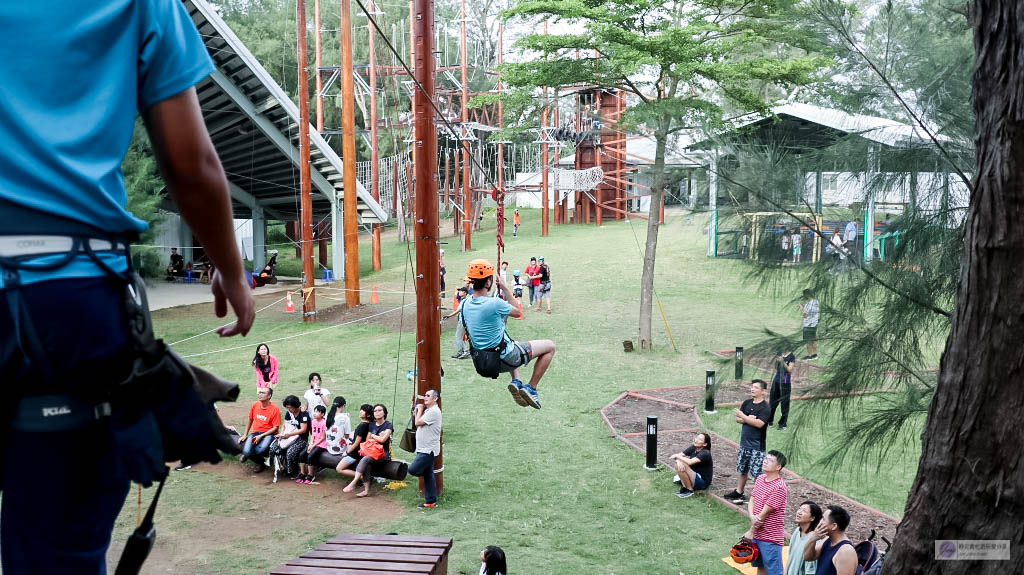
[459,260,556,409]
[0,2,254,572]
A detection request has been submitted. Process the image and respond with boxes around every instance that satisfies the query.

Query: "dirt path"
[602,385,899,545]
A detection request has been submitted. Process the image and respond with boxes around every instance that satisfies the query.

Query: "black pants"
[301,446,327,466]
[769,380,791,427]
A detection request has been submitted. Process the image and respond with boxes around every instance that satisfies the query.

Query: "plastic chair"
[322,268,333,282]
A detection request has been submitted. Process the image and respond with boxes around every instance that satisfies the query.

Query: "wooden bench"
[315,452,409,481]
[269,533,453,575]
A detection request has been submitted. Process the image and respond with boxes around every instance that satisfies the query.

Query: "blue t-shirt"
[461,295,514,356]
[0,1,213,287]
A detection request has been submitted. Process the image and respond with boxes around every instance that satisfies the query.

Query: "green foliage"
[721,0,974,473]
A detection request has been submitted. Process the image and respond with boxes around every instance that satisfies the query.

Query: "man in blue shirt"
[460,259,556,408]
[0,2,254,572]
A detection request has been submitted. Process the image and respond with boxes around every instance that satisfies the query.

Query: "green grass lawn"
[122,208,923,574]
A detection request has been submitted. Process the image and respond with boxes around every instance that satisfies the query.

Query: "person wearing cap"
[511,270,525,309]
[460,259,556,408]
[534,256,552,313]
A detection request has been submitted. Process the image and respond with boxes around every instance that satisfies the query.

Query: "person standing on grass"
[724,380,770,503]
[408,389,442,509]
[238,387,281,472]
[302,372,330,415]
[460,259,556,409]
[786,501,822,575]
[511,270,525,310]
[252,343,279,392]
[669,432,713,498]
[534,256,552,313]
[297,405,328,485]
[444,286,471,359]
[747,450,789,575]
[525,256,540,307]
[843,219,858,255]
[803,505,859,575]
[513,209,520,237]
[791,228,802,263]
[781,229,790,261]
[439,248,447,303]
[800,289,819,360]
[769,351,795,431]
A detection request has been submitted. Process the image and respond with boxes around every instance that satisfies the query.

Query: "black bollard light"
[644,415,658,470]
[735,346,744,380]
[705,370,717,413]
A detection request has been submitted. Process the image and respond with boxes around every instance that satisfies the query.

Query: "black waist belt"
[12,395,112,433]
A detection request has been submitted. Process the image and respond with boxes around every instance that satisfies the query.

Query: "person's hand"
[237,435,245,445]
[251,435,261,444]
[813,521,829,541]
[733,408,744,419]
[495,272,506,288]
[752,517,764,530]
[210,270,255,337]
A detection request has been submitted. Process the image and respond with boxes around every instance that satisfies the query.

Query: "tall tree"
[882,1,1024,571]
[503,0,823,349]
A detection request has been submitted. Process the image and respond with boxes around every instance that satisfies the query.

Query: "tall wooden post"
[297,0,316,321]
[314,0,324,132]
[340,0,360,306]
[460,0,471,250]
[368,0,382,271]
[552,86,560,226]
[412,0,443,495]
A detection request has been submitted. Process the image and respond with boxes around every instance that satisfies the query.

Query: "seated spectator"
[165,247,184,280]
[237,387,281,472]
[252,343,278,392]
[669,432,713,498]
[787,500,822,575]
[270,395,310,481]
[302,372,331,414]
[336,404,372,476]
[342,404,393,497]
[803,505,858,575]
[324,396,351,457]
[480,546,507,575]
[297,405,328,485]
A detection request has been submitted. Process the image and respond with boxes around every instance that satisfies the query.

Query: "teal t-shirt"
[0,1,214,287]
[461,295,514,356]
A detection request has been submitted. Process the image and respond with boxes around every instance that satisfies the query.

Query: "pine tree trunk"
[637,130,667,350]
[883,3,1024,572]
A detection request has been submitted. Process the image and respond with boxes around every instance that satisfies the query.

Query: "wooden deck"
[269,533,453,574]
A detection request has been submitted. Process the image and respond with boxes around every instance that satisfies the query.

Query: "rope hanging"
[492,187,506,265]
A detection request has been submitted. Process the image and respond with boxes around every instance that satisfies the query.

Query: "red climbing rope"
[493,187,506,266]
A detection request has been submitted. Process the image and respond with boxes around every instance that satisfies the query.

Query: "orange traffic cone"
[285,293,295,313]
[370,284,380,304]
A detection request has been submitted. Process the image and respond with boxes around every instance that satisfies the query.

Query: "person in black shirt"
[769,351,795,430]
[270,395,310,480]
[670,432,713,498]
[534,256,552,313]
[723,380,771,503]
[165,247,185,280]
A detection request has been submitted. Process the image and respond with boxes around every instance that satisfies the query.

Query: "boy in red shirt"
[524,257,540,307]
[238,387,282,472]
[747,450,789,575]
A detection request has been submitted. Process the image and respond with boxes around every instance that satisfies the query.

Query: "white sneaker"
[672,474,681,485]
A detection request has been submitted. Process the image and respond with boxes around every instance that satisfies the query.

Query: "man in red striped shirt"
[747,450,789,575]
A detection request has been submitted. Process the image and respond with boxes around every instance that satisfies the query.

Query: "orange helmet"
[730,539,759,564]
[466,259,495,280]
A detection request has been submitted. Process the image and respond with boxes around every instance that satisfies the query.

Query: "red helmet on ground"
[466,259,495,280]
[730,539,759,564]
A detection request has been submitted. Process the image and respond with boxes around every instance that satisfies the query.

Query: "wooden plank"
[270,565,423,575]
[323,538,450,550]
[316,543,444,556]
[284,558,433,573]
[326,535,451,547]
[330,533,452,545]
[302,550,441,563]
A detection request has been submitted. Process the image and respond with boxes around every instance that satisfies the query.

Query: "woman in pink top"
[252,343,278,391]
[297,405,328,484]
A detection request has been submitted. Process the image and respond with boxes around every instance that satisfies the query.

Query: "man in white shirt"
[408,389,442,508]
[800,289,820,360]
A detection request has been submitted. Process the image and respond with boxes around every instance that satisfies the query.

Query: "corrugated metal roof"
[557,135,701,167]
[183,0,388,224]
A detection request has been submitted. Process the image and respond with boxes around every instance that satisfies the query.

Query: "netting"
[551,167,604,191]
[356,154,411,215]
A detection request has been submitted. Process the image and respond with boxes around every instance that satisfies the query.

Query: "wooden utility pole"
[412,0,443,495]
[459,0,471,250]
[314,0,324,132]
[368,0,382,271]
[297,0,316,321]
[340,0,360,307]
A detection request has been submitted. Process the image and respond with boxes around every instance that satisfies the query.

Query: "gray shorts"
[497,341,533,373]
